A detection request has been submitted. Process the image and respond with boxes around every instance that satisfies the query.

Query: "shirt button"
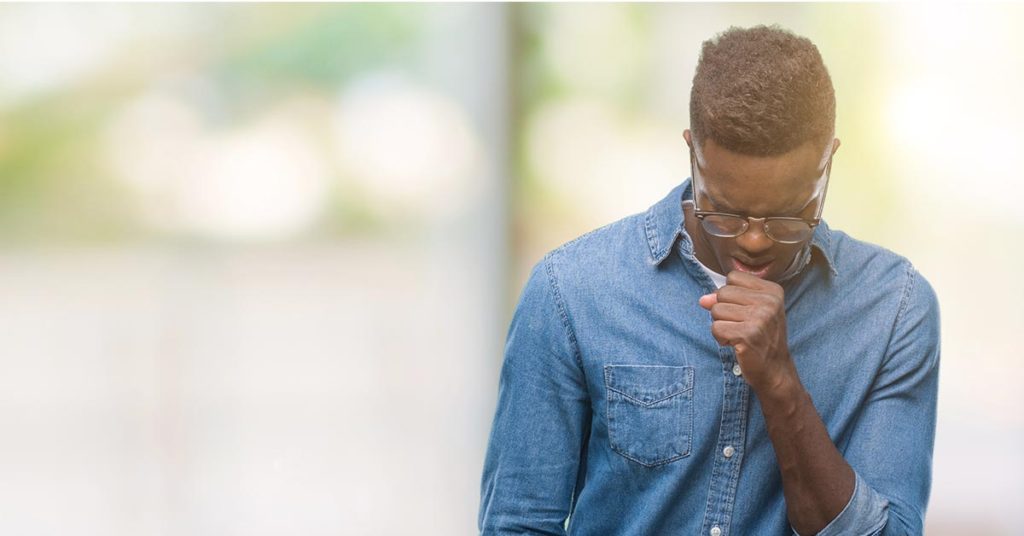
[723,445,735,458]
[732,363,742,376]
[710,526,722,536]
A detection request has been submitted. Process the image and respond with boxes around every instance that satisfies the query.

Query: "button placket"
[699,347,750,536]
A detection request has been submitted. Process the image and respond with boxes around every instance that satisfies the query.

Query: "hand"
[698,270,796,392]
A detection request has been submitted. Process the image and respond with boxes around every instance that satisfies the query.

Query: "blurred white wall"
[0,4,508,535]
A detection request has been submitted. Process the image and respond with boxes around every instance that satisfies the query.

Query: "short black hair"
[689,25,836,156]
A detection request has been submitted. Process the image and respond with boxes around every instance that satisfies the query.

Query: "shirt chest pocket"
[603,364,694,467]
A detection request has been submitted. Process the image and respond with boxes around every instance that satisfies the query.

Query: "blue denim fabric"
[479,179,940,536]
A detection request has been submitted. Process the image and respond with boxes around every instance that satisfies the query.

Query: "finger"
[715,285,761,306]
[709,302,748,322]
[725,270,764,288]
[710,320,744,347]
[726,270,782,292]
[699,292,718,310]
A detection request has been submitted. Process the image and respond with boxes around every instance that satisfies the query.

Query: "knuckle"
[756,307,773,322]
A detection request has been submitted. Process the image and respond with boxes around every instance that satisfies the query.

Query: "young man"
[479,26,940,536]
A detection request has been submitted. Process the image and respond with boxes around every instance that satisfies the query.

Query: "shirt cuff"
[791,471,889,536]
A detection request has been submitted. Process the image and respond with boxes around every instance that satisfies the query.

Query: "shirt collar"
[644,178,838,276]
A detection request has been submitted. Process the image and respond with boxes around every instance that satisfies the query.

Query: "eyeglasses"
[689,150,831,244]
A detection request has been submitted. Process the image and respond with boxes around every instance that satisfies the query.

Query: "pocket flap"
[604,365,694,406]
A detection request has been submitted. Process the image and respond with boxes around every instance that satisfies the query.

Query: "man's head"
[683,25,840,283]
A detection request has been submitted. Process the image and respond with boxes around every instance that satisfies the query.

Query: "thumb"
[699,292,718,310]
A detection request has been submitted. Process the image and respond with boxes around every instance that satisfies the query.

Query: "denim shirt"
[479,179,940,536]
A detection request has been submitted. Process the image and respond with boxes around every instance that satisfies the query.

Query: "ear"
[683,129,694,150]
[830,137,841,157]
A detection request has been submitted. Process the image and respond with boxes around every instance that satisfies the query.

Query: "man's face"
[682,130,840,283]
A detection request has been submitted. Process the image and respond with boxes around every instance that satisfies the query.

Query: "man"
[479,25,939,536]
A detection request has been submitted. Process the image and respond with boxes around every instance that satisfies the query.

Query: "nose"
[735,217,774,255]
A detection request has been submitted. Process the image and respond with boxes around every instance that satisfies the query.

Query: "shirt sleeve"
[478,256,592,535]
[795,264,941,536]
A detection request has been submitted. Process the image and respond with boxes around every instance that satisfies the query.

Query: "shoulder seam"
[542,254,586,373]
[894,260,918,327]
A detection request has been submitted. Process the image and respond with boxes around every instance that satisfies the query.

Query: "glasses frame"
[689,149,832,245]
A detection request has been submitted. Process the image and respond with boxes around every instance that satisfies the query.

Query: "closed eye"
[706,199,807,219]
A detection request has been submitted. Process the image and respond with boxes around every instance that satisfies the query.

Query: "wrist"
[752,362,806,410]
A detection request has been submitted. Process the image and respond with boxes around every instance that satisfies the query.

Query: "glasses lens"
[701,214,747,237]
[765,219,814,243]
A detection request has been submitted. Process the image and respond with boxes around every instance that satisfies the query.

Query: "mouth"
[731,257,774,278]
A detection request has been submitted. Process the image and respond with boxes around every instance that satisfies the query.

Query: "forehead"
[694,139,829,217]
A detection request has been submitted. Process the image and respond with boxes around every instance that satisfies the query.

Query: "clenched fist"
[698,270,798,393]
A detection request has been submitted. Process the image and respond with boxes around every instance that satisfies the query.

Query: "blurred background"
[0,3,1020,535]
